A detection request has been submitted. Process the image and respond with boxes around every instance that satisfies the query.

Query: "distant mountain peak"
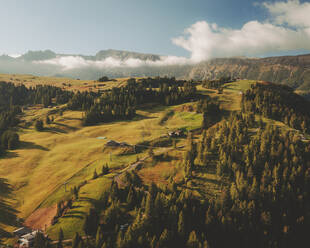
[20,50,57,61]
[95,49,161,61]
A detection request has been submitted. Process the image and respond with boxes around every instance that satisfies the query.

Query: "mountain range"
[1,49,310,91]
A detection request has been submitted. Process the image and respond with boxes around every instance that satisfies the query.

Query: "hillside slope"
[189,54,310,90]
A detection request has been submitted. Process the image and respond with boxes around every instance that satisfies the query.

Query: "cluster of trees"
[0,107,21,155]
[67,91,99,111]
[98,76,110,82]
[81,79,197,125]
[138,76,188,88]
[202,76,233,89]
[197,97,221,129]
[242,83,310,133]
[0,82,72,109]
[67,175,211,248]
[51,200,73,225]
[0,82,73,155]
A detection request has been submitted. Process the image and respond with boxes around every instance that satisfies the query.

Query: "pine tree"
[72,233,81,248]
[34,232,49,248]
[35,119,44,131]
[95,225,103,248]
[102,164,109,175]
[46,115,51,125]
[158,229,171,248]
[93,169,98,179]
[187,230,199,248]
[145,193,154,219]
[178,210,185,236]
[148,146,155,158]
[57,228,64,248]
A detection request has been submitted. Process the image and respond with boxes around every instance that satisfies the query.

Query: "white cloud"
[8,54,21,58]
[263,0,310,28]
[35,55,190,71]
[172,0,310,62]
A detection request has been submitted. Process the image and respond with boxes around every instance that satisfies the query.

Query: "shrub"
[35,120,44,131]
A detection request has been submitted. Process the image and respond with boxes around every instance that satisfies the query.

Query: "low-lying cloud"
[8,54,21,58]
[35,1,310,70]
[35,55,190,71]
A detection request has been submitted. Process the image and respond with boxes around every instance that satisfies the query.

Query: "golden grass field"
[0,73,131,92]
[0,75,259,242]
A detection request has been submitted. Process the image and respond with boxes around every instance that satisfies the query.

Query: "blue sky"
[0,0,310,59]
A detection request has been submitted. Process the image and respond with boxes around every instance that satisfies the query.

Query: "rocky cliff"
[189,54,310,90]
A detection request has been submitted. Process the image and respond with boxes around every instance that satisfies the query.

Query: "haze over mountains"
[1,49,310,91]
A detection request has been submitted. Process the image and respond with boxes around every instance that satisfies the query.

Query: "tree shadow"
[2,151,19,159]
[53,122,78,131]
[132,114,157,121]
[79,196,96,204]
[42,127,68,133]
[193,176,221,185]
[66,210,85,216]
[19,141,49,151]
[137,104,167,113]
[62,117,81,121]
[62,214,84,219]
[79,197,102,210]
[0,180,20,237]
[70,205,82,209]
[199,89,215,94]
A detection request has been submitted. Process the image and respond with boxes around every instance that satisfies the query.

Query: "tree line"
[202,76,233,89]
[0,82,72,155]
[242,83,310,134]
[75,79,197,126]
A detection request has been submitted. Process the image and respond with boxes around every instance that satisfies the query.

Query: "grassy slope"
[1,78,259,241]
[0,100,203,241]
[0,73,130,92]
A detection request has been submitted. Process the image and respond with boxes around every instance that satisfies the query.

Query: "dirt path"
[113,156,149,187]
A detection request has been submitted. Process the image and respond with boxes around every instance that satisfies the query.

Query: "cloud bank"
[35,55,190,71]
[173,0,310,62]
[35,1,310,70]
[8,54,21,58]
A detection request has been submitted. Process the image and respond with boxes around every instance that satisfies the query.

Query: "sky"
[1,0,310,63]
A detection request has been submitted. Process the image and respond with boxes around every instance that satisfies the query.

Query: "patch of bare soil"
[25,205,57,231]
[175,104,195,112]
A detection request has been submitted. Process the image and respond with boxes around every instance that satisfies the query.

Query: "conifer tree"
[72,233,81,248]
[187,230,199,248]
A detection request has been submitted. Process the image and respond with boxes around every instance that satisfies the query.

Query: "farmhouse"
[17,230,41,248]
[168,129,184,138]
[13,227,32,238]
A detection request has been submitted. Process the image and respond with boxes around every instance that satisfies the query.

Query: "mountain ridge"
[188,54,310,90]
[1,49,310,90]
[14,49,161,62]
